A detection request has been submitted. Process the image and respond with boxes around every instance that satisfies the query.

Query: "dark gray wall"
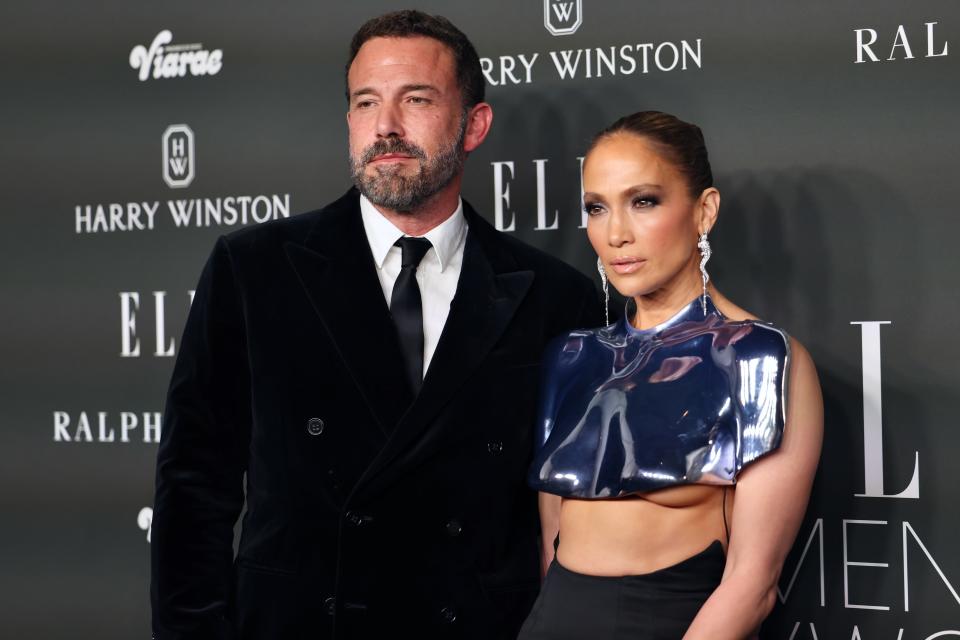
[1,1,957,637]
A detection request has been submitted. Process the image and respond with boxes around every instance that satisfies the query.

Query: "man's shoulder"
[465,204,591,288]
[220,188,358,257]
[511,237,591,287]
[222,209,320,247]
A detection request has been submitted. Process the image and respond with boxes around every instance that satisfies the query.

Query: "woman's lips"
[609,258,645,275]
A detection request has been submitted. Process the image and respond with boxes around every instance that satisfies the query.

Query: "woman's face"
[583,133,708,300]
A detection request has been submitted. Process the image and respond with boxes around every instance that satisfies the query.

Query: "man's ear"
[463,102,493,153]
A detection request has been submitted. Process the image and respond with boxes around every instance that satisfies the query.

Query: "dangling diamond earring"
[697,232,712,315]
[596,257,610,326]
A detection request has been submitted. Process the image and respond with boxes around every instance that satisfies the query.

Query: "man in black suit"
[151,10,600,640]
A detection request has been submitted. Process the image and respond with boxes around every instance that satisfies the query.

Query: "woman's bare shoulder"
[710,290,759,322]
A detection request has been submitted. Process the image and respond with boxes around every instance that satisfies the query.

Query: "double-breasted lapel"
[353,201,535,500]
[283,190,414,436]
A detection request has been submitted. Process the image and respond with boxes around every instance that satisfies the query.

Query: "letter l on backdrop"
[851,321,919,498]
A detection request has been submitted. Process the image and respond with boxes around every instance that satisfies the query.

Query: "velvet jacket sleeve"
[151,236,252,640]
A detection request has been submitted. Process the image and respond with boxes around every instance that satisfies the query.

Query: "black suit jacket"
[151,188,602,640]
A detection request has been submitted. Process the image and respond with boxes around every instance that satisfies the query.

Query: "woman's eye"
[632,196,659,209]
[584,203,605,216]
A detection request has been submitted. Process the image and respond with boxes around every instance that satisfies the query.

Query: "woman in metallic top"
[518,111,823,639]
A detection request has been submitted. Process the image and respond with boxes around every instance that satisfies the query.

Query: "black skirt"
[517,540,725,640]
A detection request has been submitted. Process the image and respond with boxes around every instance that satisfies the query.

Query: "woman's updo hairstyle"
[587,110,713,198]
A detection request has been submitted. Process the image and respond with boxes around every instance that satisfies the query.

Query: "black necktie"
[390,237,433,393]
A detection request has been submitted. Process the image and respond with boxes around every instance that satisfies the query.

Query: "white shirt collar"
[359,193,466,273]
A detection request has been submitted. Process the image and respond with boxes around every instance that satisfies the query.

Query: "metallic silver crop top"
[528,295,790,498]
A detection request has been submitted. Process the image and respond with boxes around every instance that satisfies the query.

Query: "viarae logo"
[129,30,223,81]
[162,124,195,189]
[544,0,582,36]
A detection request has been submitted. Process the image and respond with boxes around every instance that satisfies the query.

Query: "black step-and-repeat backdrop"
[1,1,958,637]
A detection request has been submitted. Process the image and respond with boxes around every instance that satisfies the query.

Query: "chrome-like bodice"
[528,295,790,498]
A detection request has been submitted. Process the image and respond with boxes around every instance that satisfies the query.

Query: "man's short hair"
[345,10,485,109]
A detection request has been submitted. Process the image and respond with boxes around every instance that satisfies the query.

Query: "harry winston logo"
[544,0,582,36]
[162,124,195,189]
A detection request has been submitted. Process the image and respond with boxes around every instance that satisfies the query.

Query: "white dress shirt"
[359,194,467,377]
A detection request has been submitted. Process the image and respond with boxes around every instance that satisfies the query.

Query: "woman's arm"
[538,492,562,578]
[683,338,823,640]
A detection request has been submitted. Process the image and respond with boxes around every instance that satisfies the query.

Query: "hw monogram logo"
[544,0,582,36]
[162,124,195,189]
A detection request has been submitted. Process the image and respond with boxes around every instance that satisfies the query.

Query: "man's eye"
[408,96,430,104]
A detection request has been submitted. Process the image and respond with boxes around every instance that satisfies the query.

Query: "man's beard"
[350,117,467,213]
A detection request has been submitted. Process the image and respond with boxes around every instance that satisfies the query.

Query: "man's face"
[346,36,467,213]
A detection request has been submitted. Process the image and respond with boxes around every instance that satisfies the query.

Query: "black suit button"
[327,469,340,489]
[323,596,336,615]
[307,418,325,436]
[445,519,463,537]
[487,440,503,454]
[440,607,457,623]
[345,511,374,526]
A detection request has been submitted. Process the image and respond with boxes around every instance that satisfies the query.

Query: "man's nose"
[376,101,404,139]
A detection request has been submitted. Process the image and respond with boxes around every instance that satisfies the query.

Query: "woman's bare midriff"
[556,484,733,576]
